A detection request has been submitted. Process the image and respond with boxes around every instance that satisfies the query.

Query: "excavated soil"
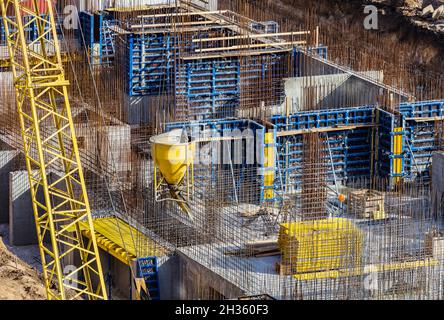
[0,234,45,300]
[223,0,444,98]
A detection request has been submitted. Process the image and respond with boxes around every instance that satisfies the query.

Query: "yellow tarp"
[79,217,169,266]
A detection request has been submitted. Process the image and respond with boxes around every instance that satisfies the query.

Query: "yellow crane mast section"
[0,0,107,300]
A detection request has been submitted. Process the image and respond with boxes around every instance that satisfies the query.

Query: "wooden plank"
[138,10,229,19]
[181,48,293,60]
[192,31,310,43]
[109,24,131,35]
[406,116,444,122]
[131,25,236,34]
[245,239,278,248]
[105,4,177,12]
[130,20,227,29]
[194,41,306,53]
[277,124,375,137]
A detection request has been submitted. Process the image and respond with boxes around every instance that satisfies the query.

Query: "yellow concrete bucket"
[150,129,195,186]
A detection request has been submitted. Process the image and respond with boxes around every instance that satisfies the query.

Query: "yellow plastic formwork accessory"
[278,218,364,274]
[393,127,403,183]
[263,132,275,200]
[150,129,195,186]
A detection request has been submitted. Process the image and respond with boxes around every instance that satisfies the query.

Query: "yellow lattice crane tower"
[0,0,107,300]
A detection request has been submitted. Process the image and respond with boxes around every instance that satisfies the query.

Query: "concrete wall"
[123,94,175,127]
[176,252,244,300]
[432,152,444,219]
[8,170,62,246]
[432,152,444,193]
[76,245,178,300]
[72,240,134,300]
[0,150,19,223]
[158,255,180,299]
[272,71,384,114]
[8,170,39,246]
[99,251,133,300]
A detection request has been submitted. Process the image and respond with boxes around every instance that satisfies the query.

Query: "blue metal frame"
[101,18,115,64]
[0,17,6,45]
[78,11,116,65]
[136,257,160,300]
[166,118,276,203]
[0,15,50,45]
[79,11,94,52]
[128,33,175,96]
[397,100,444,180]
[376,108,405,180]
[399,99,444,119]
[403,120,437,180]
[175,59,241,120]
[250,20,279,33]
[271,106,374,131]
[272,106,374,191]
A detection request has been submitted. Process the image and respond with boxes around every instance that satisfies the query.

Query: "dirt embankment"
[0,235,45,300]
[281,0,444,63]
[276,0,444,98]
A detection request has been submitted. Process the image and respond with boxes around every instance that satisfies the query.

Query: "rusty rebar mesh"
[300,133,328,220]
[0,0,443,300]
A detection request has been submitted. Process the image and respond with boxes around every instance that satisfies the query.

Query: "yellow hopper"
[150,129,195,218]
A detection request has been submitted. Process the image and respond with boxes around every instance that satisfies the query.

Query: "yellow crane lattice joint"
[0,0,107,300]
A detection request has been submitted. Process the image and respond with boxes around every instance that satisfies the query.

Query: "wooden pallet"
[347,189,385,219]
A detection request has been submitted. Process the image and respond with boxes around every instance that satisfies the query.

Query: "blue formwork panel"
[275,128,372,191]
[375,102,441,181]
[272,106,374,191]
[101,19,115,64]
[0,17,5,45]
[403,120,437,179]
[137,257,160,300]
[397,99,444,180]
[0,15,40,45]
[78,11,94,50]
[166,118,275,204]
[128,33,175,96]
[399,99,444,119]
[78,11,115,65]
[376,108,399,179]
[175,59,241,120]
[271,106,374,131]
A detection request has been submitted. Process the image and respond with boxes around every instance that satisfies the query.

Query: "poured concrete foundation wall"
[273,71,385,114]
[157,255,180,299]
[432,152,444,218]
[8,170,63,246]
[0,150,19,223]
[9,171,39,246]
[177,251,244,300]
[124,94,175,127]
